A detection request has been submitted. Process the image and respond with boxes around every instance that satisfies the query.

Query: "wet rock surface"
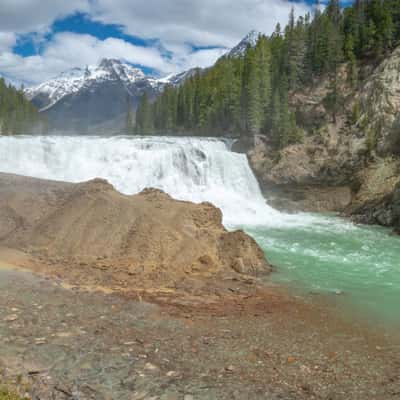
[1,266,399,400]
[247,133,359,213]
[346,160,400,231]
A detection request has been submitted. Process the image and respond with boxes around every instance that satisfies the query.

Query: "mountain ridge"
[24,30,260,132]
[25,59,152,112]
[24,58,167,133]
[225,30,261,58]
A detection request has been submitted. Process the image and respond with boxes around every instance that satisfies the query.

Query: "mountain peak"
[243,30,260,44]
[96,58,146,82]
[98,58,122,69]
[25,59,148,112]
[226,30,261,58]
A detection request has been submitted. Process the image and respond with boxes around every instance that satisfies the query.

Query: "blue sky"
[12,13,162,75]
[0,0,340,85]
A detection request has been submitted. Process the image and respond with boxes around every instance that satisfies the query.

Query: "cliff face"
[357,47,400,156]
[346,160,400,229]
[248,47,400,230]
[248,129,361,212]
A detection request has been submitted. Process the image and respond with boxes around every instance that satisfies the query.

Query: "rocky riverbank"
[1,262,400,400]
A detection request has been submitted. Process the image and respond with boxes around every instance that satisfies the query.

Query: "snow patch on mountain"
[226,30,261,58]
[25,59,148,112]
[158,68,201,86]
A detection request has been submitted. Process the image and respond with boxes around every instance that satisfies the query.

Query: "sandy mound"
[0,173,271,289]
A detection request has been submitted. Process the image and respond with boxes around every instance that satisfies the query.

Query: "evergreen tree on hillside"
[344,33,358,87]
[222,59,242,132]
[135,0,400,147]
[0,78,42,135]
[246,48,262,135]
[323,0,344,123]
[125,95,134,134]
[326,0,341,21]
[286,7,297,89]
[286,8,307,90]
[257,37,272,130]
[135,92,152,134]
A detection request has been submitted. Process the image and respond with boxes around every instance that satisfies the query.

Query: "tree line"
[0,78,43,135]
[135,0,400,149]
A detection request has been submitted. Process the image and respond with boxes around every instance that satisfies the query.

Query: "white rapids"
[0,135,330,227]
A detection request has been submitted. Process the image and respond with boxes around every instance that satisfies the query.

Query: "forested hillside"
[135,0,400,149]
[0,78,42,134]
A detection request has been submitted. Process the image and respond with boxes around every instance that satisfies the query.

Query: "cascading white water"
[0,135,321,227]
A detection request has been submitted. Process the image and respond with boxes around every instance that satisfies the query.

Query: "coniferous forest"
[135,0,400,149]
[0,78,42,135]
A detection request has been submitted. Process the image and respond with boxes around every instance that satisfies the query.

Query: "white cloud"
[169,46,228,71]
[0,0,311,84]
[188,48,229,69]
[45,33,171,71]
[0,32,16,52]
[0,32,177,84]
[91,0,311,47]
[0,0,88,33]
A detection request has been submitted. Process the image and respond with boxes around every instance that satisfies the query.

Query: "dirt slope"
[0,173,271,293]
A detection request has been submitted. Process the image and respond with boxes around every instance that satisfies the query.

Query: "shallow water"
[1,134,399,329]
[245,220,400,329]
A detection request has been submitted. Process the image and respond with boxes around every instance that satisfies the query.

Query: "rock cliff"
[247,46,400,231]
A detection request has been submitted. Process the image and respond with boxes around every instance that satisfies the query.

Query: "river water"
[1,135,399,329]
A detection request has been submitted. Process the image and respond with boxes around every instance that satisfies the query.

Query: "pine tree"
[278,73,291,148]
[344,33,358,87]
[125,95,134,134]
[326,0,341,22]
[286,7,306,90]
[0,78,42,135]
[257,37,272,131]
[270,89,281,148]
[246,49,262,135]
[135,92,152,134]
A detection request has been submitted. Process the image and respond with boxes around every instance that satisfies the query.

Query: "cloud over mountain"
[0,0,311,84]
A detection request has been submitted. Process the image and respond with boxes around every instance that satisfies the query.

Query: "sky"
[0,0,317,86]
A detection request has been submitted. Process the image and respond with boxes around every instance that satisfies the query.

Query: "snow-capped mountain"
[24,32,260,133]
[25,58,170,133]
[25,59,149,112]
[226,30,261,58]
[157,68,201,86]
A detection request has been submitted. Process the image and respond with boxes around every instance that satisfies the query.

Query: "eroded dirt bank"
[0,172,270,302]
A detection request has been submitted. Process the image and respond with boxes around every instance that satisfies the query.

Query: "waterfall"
[0,135,292,226]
